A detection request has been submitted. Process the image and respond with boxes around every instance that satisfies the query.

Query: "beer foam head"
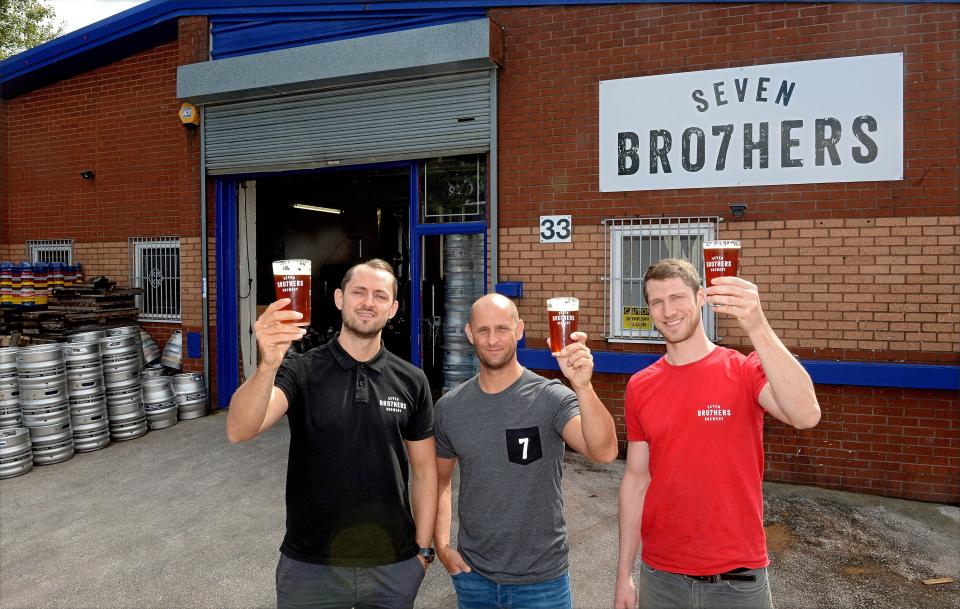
[272,259,311,275]
[703,240,741,249]
[547,297,579,312]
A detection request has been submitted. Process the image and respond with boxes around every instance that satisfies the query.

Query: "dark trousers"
[276,553,426,609]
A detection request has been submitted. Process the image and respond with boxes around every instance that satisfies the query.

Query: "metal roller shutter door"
[204,70,492,174]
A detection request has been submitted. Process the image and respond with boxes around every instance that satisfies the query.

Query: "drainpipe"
[489,70,498,288]
[200,106,210,397]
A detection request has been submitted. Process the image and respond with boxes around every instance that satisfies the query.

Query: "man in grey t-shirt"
[434,294,619,609]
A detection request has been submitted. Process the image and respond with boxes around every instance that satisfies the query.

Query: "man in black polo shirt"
[227,259,438,609]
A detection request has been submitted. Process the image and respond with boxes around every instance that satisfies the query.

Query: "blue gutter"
[518,349,960,391]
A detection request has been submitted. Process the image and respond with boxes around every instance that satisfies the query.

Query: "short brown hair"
[642,258,702,302]
[341,259,399,299]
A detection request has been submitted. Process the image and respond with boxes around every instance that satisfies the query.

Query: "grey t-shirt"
[434,368,580,584]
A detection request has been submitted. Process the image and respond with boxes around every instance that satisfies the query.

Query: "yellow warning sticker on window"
[622,306,651,331]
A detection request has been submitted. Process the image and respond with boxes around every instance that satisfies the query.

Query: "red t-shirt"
[625,346,769,575]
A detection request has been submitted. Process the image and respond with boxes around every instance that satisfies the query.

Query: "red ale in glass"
[547,297,579,353]
[703,240,741,286]
[272,259,312,326]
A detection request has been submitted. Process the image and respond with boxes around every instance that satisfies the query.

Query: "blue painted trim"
[215,178,240,408]
[517,348,960,391]
[409,161,422,367]
[415,222,487,236]
[519,348,661,375]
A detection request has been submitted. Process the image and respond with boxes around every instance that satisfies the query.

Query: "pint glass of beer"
[547,297,579,353]
[702,240,741,286]
[272,259,312,326]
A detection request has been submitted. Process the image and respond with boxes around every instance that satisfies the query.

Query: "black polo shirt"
[274,336,433,566]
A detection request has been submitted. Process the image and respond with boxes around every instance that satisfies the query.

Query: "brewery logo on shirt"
[380,396,408,414]
[697,403,731,422]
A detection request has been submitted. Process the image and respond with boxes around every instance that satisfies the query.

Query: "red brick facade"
[490,3,959,503]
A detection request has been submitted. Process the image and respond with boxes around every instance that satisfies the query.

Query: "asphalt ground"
[1,412,957,609]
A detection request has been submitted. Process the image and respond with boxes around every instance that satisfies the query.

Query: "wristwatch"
[417,547,436,564]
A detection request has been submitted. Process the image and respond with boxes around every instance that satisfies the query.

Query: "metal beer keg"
[0,427,33,479]
[160,330,183,370]
[108,409,147,441]
[28,421,74,465]
[66,330,106,344]
[71,411,110,452]
[140,330,161,365]
[105,326,144,370]
[0,347,18,380]
[171,373,207,420]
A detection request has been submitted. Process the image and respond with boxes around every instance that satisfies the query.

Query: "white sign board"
[599,53,903,192]
[539,215,572,243]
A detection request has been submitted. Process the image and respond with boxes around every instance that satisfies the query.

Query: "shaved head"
[469,293,519,327]
[466,293,524,371]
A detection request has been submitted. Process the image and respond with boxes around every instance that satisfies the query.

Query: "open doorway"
[254,165,411,360]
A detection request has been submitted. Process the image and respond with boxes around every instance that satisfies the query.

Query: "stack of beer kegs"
[441,234,484,391]
[171,373,207,420]
[63,335,109,453]
[0,346,28,479]
[0,348,22,430]
[16,344,74,465]
[100,334,147,441]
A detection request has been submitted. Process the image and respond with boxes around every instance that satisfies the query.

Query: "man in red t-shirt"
[614,258,820,609]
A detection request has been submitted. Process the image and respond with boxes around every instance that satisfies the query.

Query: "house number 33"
[539,215,572,243]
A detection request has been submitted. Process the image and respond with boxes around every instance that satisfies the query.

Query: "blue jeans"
[451,570,572,609]
[638,561,774,609]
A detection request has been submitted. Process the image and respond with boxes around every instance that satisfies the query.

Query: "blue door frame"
[213,161,488,405]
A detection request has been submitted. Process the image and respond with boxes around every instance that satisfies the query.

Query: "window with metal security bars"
[27,240,73,264]
[602,217,720,342]
[129,237,181,321]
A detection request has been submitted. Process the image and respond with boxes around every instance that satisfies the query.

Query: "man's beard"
[473,341,517,370]
[342,312,387,339]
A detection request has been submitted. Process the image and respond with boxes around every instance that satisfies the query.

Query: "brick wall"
[502,218,960,359]
[0,17,210,378]
[492,3,959,503]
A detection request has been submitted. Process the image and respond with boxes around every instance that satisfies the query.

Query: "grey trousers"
[276,553,426,609]
[637,561,774,609]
